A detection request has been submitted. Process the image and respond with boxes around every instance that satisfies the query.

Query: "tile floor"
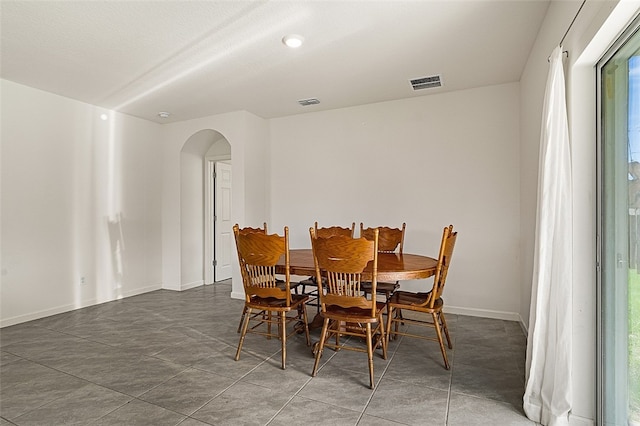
[0,281,536,425]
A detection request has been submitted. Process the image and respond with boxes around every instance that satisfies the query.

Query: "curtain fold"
[523,45,573,426]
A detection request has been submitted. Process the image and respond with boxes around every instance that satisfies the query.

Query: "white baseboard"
[181,280,204,291]
[231,291,245,300]
[0,283,162,328]
[1,303,80,328]
[517,313,529,336]
[120,283,163,298]
[569,413,594,426]
[444,305,521,322]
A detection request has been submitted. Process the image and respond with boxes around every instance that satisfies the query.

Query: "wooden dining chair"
[310,227,387,389]
[235,223,268,333]
[233,224,311,369]
[314,222,356,238]
[299,222,356,313]
[359,223,406,303]
[385,225,457,369]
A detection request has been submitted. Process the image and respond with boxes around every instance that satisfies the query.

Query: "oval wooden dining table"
[277,249,438,282]
[277,249,438,329]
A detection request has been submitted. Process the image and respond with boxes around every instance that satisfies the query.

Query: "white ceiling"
[0,0,551,123]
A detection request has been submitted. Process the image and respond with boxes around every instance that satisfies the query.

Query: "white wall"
[519,1,640,423]
[161,111,269,297]
[180,130,222,289]
[180,151,206,289]
[0,79,163,327]
[270,83,522,320]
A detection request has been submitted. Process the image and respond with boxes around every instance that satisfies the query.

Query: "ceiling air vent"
[298,98,320,106]
[410,75,442,90]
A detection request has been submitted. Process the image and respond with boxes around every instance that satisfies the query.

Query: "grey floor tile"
[455,316,508,336]
[364,377,448,425]
[151,339,220,366]
[26,304,116,331]
[502,320,527,336]
[0,350,21,367]
[50,317,125,341]
[1,329,84,360]
[0,324,68,348]
[269,395,361,425]
[60,353,187,397]
[0,360,91,420]
[357,414,409,425]
[0,287,531,426]
[382,348,452,391]
[453,343,525,373]
[1,358,61,388]
[297,366,376,411]
[176,418,213,426]
[6,337,114,370]
[191,345,265,380]
[318,336,391,377]
[446,392,535,425]
[12,383,132,426]
[91,399,186,425]
[191,381,290,426]
[139,368,235,415]
[450,362,525,408]
[241,356,313,395]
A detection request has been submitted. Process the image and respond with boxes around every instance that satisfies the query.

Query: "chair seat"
[298,277,317,287]
[298,276,328,288]
[389,291,443,312]
[322,301,387,322]
[248,293,309,311]
[276,280,300,291]
[385,225,457,371]
[361,281,399,294]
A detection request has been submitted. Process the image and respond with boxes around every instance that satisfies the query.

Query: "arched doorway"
[180,129,231,289]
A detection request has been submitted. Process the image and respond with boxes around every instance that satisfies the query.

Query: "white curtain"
[523,45,573,426]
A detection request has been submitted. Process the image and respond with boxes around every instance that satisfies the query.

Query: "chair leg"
[385,305,394,346]
[237,306,247,333]
[301,305,311,346]
[384,291,392,317]
[432,312,450,370]
[378,313,387,360]
[235,306,252,361]
[312,317,330,377]
[365,322,374,389]
[393,309,400,338]
[440,312,453,349]
[280,311,287,370]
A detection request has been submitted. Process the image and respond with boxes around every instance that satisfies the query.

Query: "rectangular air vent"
[410,75,442,90]
[298,98,320,106]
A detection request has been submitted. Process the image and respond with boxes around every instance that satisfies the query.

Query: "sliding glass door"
[598,17,640,426]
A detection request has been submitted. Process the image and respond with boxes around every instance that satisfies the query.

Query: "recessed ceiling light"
[100,113,108,121]
[158,112,171,119]
[282,34,304,48]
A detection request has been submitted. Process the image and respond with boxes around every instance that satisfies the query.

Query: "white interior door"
[214,162,232,281]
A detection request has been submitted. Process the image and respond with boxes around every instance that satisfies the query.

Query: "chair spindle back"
[233,224,291,305]
[429,225,457,307]
[359,223,405,253]
[314,222,355,238]
[310,228,378,315]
